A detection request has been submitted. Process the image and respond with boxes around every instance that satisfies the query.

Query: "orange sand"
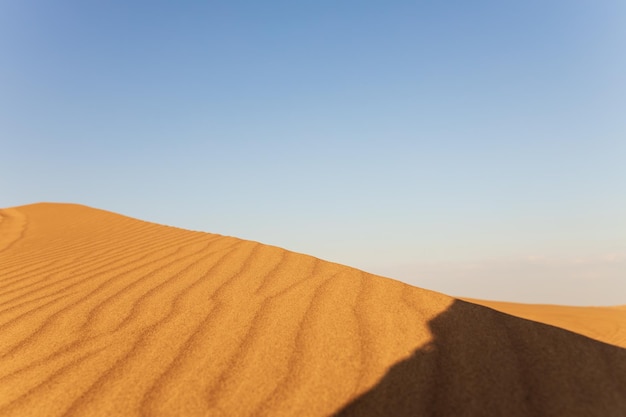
[0,203,624,417]
[463,298,626,348]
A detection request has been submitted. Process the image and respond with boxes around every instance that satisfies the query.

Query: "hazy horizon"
[2,1,625,305]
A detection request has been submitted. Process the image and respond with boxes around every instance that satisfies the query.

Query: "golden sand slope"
[464,298,626,348]
[0,203,625,417]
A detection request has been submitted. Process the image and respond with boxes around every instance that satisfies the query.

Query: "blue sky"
[2,1,625,305]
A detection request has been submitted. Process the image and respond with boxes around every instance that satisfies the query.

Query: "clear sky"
[2,1,625,305]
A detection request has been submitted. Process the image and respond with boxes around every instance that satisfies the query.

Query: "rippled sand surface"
[1,203,624,416]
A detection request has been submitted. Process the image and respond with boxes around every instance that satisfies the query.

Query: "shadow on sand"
[333,300,626,417]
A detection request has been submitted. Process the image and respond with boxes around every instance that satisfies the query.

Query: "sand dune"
[0,203,624,417]
[463,298,626,348]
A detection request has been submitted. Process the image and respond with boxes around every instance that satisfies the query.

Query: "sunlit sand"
[1,203,624,416]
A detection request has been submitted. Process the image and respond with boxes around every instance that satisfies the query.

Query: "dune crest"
[463,298,626,348]
[0,208,27,253]
[1,203,625,416]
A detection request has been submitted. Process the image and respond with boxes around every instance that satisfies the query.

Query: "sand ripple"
[1,203,624,416]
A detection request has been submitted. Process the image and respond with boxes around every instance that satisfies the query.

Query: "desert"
[0,203,624,416]
[4,1,625,415]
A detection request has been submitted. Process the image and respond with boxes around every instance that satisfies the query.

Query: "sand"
[0,203,624,417]
[463,298,626,348]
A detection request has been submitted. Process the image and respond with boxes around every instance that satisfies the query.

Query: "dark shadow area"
[333,300,626,417]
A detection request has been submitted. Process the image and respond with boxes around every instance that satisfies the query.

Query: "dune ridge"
[463,298,626,348]
[1,203,625,417]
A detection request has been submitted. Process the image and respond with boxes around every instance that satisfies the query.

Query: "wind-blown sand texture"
[1,203,625,417]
